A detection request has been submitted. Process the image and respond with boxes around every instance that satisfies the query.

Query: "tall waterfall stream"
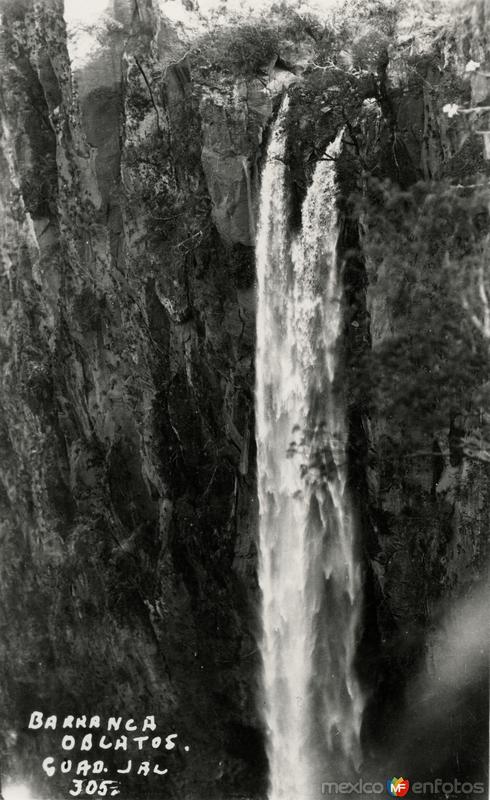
[256,100,364,799]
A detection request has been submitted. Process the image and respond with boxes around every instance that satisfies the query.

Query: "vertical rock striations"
[0,1,272,796]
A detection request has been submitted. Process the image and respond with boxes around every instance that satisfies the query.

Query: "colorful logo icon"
[387,777,410,797]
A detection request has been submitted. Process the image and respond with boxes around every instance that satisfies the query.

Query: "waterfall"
[256,101,363,800]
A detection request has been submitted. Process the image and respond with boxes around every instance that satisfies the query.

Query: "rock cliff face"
[0,1,269,796]
[337,7,489,777]
[0,1,488,798]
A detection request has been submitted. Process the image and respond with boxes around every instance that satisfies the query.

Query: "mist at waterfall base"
[255,101,363,799]
[381,581,489,787]
[254,105,488,800]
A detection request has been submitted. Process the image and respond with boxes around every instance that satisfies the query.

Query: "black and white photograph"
[0,0,488,798]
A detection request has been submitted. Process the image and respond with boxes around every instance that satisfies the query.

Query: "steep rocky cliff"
[348,11,490,778]
[0,0,488,797]
[0,1,270,796]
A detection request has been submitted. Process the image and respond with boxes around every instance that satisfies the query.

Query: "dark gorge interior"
[0,0,488,798]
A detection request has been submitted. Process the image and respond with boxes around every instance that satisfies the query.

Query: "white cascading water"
[256,99,364,800]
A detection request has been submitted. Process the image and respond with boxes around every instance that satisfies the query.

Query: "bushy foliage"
[192,20,281,78]
[357,177,490,450]
[323,0,399,72]
[191,1,330,79]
